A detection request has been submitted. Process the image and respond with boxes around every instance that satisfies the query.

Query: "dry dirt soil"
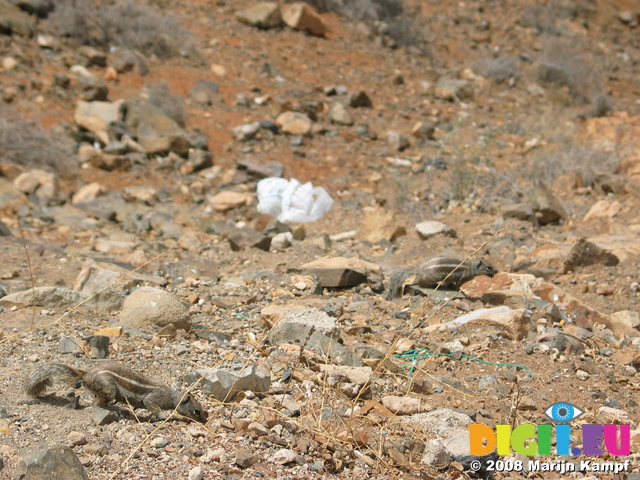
[0,0,639,479]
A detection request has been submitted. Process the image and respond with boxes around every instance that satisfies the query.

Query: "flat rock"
[267,307,340,341]
[275,111,313,135]
[281,2,326,36]
[73,260,166,311]
[207,191,252,212]
[237,2,282,29]
[298,256,382,287]
[189,365,270,401]
[424,305,531,340]
[74,100,125,135]
[0,286,80,308]
[119,286,191,331]
[415,220,456,239]
[17,442,89,480]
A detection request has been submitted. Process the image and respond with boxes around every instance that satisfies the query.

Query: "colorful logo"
[469,402,631,457]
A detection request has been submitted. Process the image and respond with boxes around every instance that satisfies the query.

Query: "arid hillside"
[0,0,639,479]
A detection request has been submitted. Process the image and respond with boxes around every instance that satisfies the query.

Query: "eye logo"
[545,402,584,422]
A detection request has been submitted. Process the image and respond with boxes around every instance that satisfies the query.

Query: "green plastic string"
[395,348,534,378]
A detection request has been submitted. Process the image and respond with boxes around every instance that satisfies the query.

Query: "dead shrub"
[0,112,76,172]
[530,143,622,187]
[47,0,195,58]
[471,56,522,84]
[291,0,422,48]
[535,40,598,103]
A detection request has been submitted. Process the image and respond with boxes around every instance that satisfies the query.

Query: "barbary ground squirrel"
[388,256,498,298]
[24,361,208,423]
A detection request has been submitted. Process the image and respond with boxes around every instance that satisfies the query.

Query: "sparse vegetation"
[293,0,423,48]
[47,0,195,58]
[0,112,75,172]
[530,143,622,188]
[535,40,598,103]
[471,56,522,84]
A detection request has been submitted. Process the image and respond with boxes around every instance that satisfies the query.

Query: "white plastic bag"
[257,177,333,223]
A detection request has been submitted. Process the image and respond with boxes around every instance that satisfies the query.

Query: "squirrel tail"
[24,364,86,397]
[387,269,411,299]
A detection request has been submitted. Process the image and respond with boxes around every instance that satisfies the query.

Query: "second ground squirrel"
[389,256,497,298]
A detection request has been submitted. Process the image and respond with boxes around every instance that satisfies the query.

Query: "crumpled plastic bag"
[256,177,333,223]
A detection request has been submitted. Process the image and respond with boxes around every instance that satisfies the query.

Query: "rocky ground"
[1,0,640,479]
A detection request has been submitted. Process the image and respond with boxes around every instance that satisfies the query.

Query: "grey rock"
[420,439,451,466]
[236,157,284,179]
[17,442,89,480]
[415,220,456,239]
[78,46,107,67]
[119,286,191,331]
[435,79,474,101]
[111,48,148,75]
[0,219,11,236]
[76,74,108,101]
[188,80,219,106]
[73,260,165,312]
[298,257,382,288]
[0,2,34,36]
[125,99,189,155]
[443,429,498,472]
[478,375,498,390]
[348,90,372,108]
[329,101,354,125]
[57,336,82,354]
[562,237,619,273]
[268,308,341,341]
[83,335,110,359]
[189,365,270,401]
[232,121,261,141]
[93,406,120,425]
[0,286,80,308]
[8,0,53,17]
[407,408,473,438]
[268,328,362,367]
[235,449,259,469]
[530,181,567,225]
[386,130,410,151]
[187,149,213,172]
[74,100,125,135]
[0,177,23,210]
